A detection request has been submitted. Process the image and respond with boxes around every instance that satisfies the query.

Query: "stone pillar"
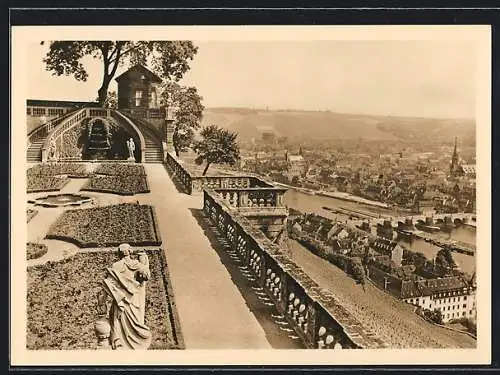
[277,271,289,313]
[305,302,320,348]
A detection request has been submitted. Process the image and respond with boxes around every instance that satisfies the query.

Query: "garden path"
[27,177,89,264]
[144,163,272,349]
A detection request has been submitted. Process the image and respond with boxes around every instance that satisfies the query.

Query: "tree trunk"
[97,82,110,107]
[203,162,211,176]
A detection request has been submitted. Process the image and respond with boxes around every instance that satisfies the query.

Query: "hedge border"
[27,178,71,193]
[149,205,162,245]
[156,248,185,349]
[80,187,150,196]
[81,173,150,196]
[44,235,162,248]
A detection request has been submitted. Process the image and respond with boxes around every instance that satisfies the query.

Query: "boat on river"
[414,222,441,233]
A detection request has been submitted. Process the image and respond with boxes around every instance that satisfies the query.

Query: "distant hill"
[201,107,476,145]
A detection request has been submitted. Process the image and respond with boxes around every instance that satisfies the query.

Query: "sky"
[28,40,477,119]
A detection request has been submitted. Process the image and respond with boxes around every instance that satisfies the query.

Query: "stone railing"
[41,108,90,162]
[213,187,287,214]
[203,190,386,350]
[165,152,194,194]
[166,152,277,195]
[27,110,77,147]
[88,108,111,117]
[123,108,166,120]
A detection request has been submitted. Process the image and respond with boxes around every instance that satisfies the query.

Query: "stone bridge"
[353,213,476,229]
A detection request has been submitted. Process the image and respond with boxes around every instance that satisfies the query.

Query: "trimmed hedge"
[46,203,161,248]
[81,174,149,195]
[26,242,48,260]
[93,163,147,176]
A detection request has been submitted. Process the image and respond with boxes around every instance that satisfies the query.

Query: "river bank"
[273,182,391,209]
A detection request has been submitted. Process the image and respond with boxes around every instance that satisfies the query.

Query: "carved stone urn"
[94,316,111,348]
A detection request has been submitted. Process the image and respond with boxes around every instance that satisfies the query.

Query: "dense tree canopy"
[193,125,240,176]
[42,41,198,105]
[159,81,204,157]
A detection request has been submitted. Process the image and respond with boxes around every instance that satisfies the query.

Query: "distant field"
[202,108,475,144]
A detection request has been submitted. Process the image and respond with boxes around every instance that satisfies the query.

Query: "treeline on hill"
[203,107,475,144]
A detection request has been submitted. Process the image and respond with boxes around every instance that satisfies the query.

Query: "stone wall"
[203,190,386,350]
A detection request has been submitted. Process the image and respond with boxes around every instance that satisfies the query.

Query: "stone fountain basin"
[28,193,93,208]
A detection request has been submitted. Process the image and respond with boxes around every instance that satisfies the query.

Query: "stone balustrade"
[123,108,166,120]
[166,152,276,195]
[213,187,287,209]
[203,190,386,350]
[41,108,90,162]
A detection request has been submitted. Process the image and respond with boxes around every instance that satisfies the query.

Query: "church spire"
[450,137,459,175]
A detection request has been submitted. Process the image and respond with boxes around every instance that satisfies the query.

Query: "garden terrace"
[46,203,161,247]
[27,209,38,223]
[26,242,48,260]
[27,249,183,350]
[166,152,275,195]
[93,163,146,176]
[203,189,386,350]
[82,174,149,195]
[27,175,69,193]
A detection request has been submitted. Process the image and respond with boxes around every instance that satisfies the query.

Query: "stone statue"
[126,138,136,161]
[48,139,57,161]
[95,244,152,350]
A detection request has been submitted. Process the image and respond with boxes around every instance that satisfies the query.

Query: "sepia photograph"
[10,24,491,366]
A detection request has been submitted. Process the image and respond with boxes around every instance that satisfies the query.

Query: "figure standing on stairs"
[126,138,136,161]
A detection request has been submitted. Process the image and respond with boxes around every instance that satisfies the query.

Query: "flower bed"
[27,163,88,193]
[27,209,38,223]
[27,163,88,178]
[93,163,146,176]
[26,242,48,260]
[27,175,69,193]
[27,249,183,350]
[82,175,149,195]
[46,203,161,247]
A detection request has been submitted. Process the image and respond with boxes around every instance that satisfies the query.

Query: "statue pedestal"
[127,157,136,163]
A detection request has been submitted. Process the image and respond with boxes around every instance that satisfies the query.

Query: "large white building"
[402,276,476,323]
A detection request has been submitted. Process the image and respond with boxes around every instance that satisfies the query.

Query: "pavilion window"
[135,90,143,107]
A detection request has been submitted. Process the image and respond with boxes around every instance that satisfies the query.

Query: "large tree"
[193,125,240,176]
[159,81,204,157]
[42,41,198,105]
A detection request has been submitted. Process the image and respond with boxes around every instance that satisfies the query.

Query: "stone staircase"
[26,109,165,164]
[27,140,44,163]
[144,138,164,163]
[116,111,164,164]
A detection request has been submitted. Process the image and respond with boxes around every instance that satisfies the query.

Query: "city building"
[286,151,306,181]
[401,275,476,323]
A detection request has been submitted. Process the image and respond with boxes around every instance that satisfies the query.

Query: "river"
[283,189,476,276]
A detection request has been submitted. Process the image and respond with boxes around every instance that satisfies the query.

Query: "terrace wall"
[203,190,386,349]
